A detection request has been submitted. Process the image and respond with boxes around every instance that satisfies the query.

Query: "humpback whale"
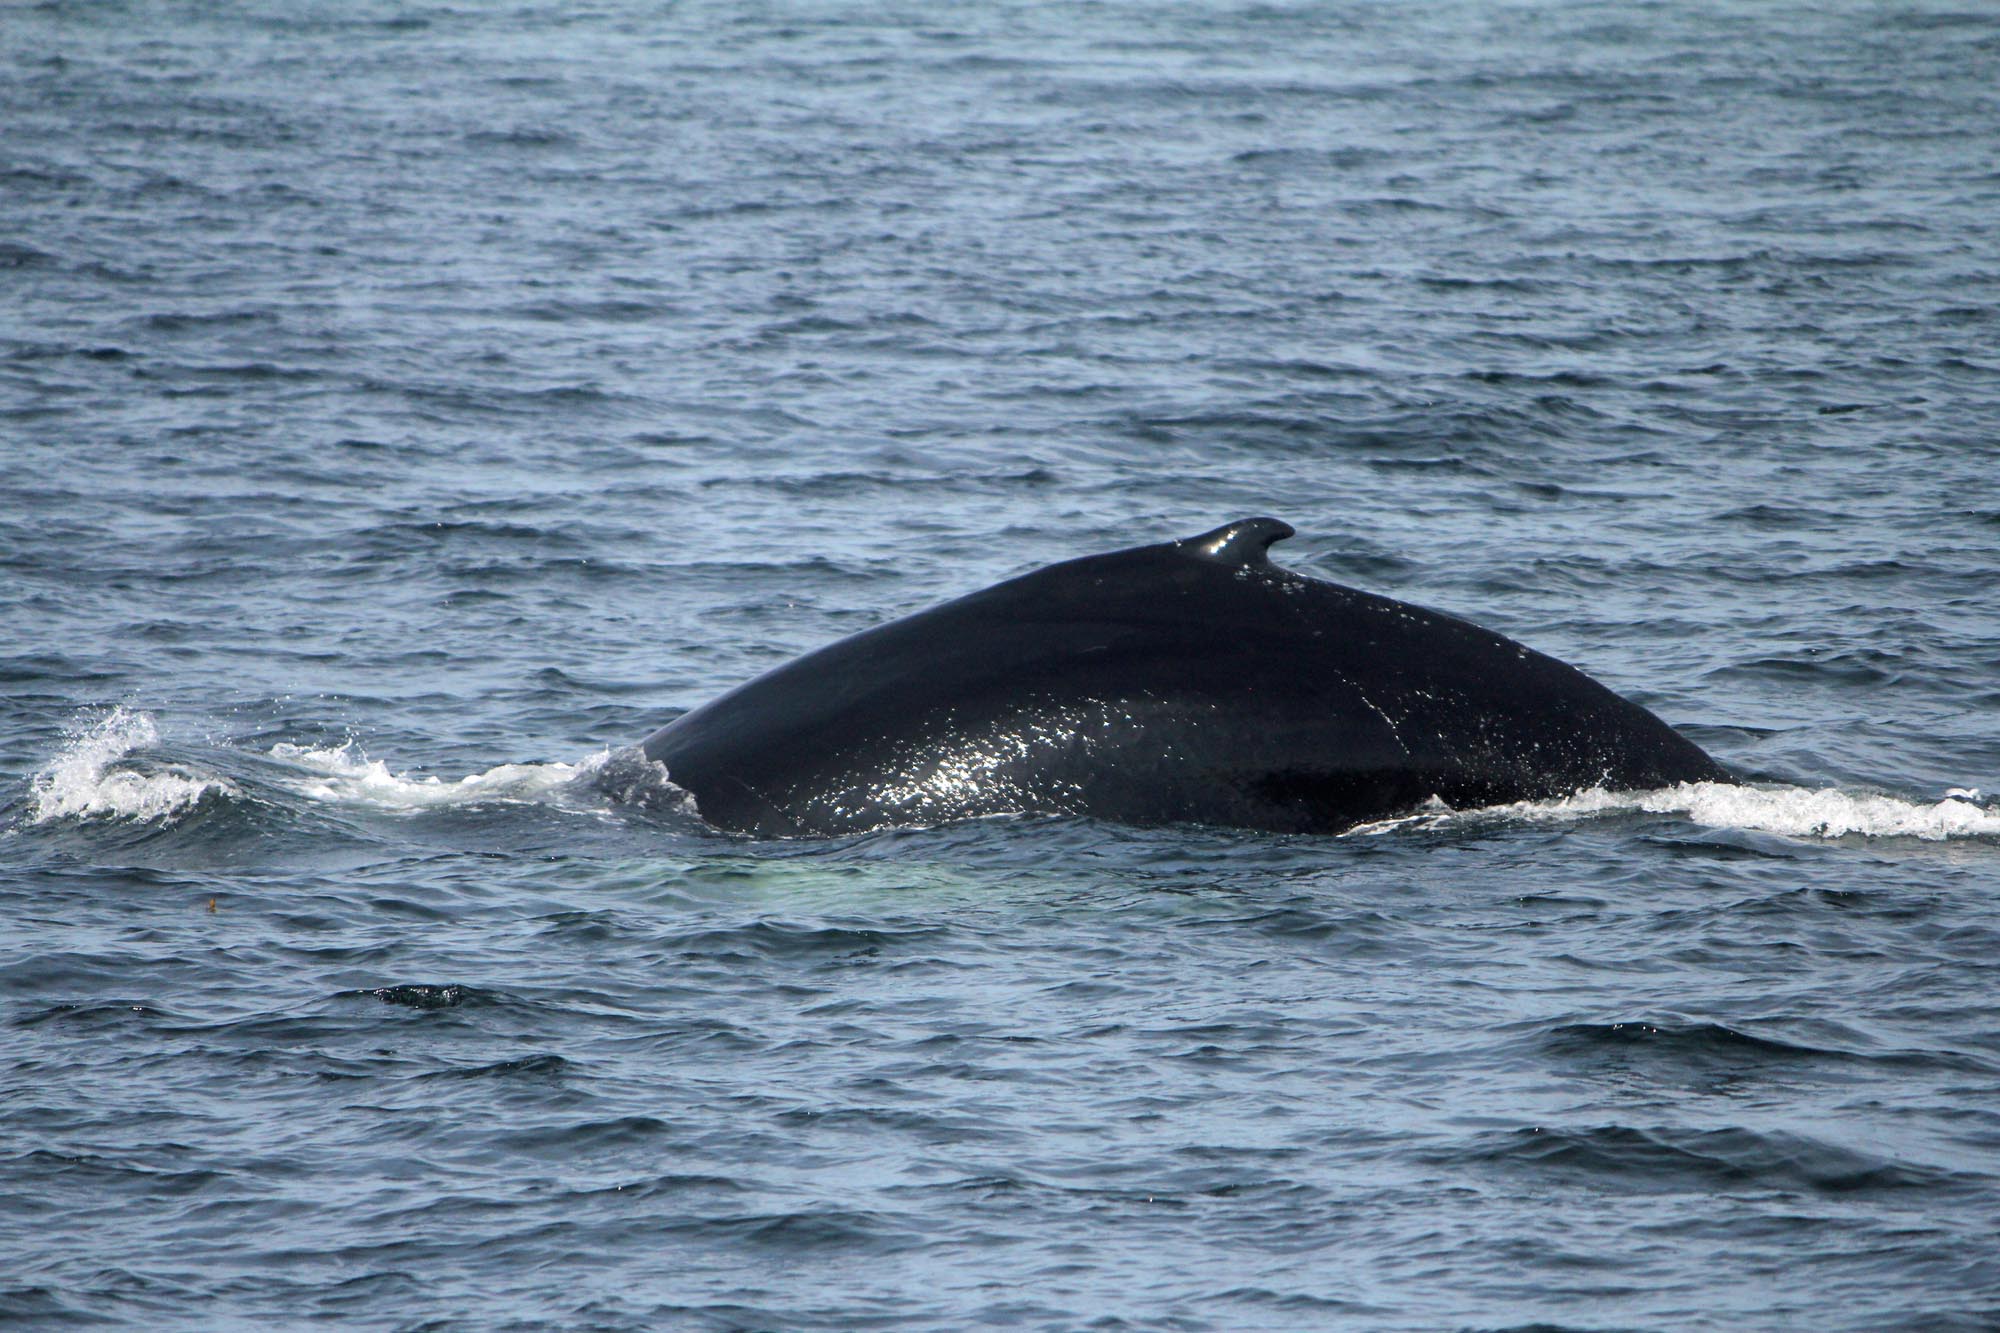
[639,518,1728,837]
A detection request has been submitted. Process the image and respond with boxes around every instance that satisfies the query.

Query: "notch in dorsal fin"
[1177,517,1296,567]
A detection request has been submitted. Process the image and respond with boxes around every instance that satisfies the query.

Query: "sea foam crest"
[1352,780,2000,842]
[26,708,233,825]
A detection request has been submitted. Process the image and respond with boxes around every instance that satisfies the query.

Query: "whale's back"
[641,520,1727,836]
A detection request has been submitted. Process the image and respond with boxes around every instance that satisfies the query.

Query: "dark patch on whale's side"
[638,518,1729,837]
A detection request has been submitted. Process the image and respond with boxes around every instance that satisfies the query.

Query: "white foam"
[263,740,691,818]
[26,708,233,825]
[1354,780,2000,842]
[266,740,606,810]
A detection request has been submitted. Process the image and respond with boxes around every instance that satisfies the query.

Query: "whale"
[638,518,1729,837]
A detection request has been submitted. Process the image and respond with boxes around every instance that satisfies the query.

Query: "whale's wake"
[1348,781,2000,843]
[15,710,686,830]
[265,739,689,817]
[268,740,608,810]
[17,709,2000,843]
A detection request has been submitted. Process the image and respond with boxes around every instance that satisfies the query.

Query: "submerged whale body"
[640,518,1729,837]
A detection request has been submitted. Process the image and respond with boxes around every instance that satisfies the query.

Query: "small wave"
[422,1053,572,1081]
[1543,1019,1997,1075]
[1352,781,2000,842]
[1458,1123,1951,1195]
[1546,1020,1823,1061]
[657,919,948,960]
[24,709,234,826]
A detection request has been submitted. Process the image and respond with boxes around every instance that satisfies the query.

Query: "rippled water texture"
[5,2,2000,1329]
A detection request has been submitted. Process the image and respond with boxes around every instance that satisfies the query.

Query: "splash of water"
[25,708,233,825]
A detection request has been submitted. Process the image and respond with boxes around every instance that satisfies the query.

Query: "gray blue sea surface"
[5,1,2000,1329]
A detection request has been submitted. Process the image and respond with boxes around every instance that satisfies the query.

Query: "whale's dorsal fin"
[1178,517,1295,567]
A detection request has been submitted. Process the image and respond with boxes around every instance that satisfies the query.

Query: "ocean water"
[5,1,2000,1329]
